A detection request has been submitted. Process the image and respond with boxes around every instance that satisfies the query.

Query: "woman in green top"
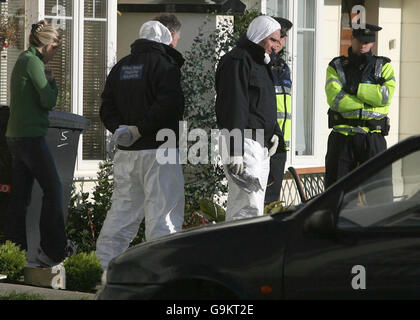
[4,20,67,266]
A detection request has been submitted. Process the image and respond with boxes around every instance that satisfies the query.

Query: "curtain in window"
[45,0,73,112]
[83,0,107,160]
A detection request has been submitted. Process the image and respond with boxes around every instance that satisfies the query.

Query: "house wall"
[117,12,227,61]
[399,0,420,141]
[377,0,401,148]
[320,0,342,161]
[242,0,260,11]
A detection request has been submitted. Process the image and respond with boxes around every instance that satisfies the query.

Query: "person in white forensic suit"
[95,17,185,270]
[215,16,282,221]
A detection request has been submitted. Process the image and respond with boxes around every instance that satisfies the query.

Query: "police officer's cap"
[352,23,382,43]
[273,17,293,32]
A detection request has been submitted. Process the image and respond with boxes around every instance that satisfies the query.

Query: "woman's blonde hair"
[29,20,60,48]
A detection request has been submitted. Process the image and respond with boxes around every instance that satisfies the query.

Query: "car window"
[338,149,420,229]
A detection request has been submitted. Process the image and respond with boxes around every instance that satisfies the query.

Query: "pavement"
[0,280,96,300]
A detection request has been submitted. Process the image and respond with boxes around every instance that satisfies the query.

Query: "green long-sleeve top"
[6,46,58,137]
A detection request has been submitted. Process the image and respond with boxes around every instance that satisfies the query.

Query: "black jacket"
[215,35,277,156]
[100,39,185,150]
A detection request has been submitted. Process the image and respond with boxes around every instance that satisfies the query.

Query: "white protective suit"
[95,21,184,270]
[222,137,270,221]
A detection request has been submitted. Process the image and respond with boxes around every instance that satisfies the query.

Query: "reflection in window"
[45,0,73,112]
[339,150,420,228]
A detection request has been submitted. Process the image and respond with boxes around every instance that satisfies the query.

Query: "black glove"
[377,77,386,85]
[344,83,358,95]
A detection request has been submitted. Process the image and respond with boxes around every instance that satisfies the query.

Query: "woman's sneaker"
[36,248,62,268]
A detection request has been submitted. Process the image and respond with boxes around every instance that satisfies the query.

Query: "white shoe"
[36,249,62,268]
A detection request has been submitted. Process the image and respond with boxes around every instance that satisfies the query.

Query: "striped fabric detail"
[332,90,346,111]
[275,86,291,95]
[277,112,292,120]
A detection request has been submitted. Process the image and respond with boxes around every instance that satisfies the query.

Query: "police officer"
[265,17,293,204]
[325,24,396,188]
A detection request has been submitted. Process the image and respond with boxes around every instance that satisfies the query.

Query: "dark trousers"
[325,131,387,189]
[265,151,287,204]
[4,137,67,262]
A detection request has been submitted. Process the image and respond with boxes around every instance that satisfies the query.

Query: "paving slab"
[0,282,95,300]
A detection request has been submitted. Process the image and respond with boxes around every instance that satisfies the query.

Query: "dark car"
[96,135,420,300]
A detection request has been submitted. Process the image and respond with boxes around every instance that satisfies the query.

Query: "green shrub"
[199,199,226,223]
[64,252,102,292]
[67,161,146,252]
[0,241,26,282]
[264,201,288,214]
[66,162,114,253]
[0,292,44,300]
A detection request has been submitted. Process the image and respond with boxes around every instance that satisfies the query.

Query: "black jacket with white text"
[100,39,185,150]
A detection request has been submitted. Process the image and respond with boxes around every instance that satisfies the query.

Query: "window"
[42,0,116,174]
[0,0,25,106]
[265,0,322,166]
[339,150,420,229]
[296,0,315,156]
[44,0,73,113]
[83,0,107,160]
[266,0,287,17]
[0,0,116,175]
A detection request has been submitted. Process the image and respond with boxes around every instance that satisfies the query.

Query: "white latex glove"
[127,126,141,141]
[113,125,141,147]
[268,134,279,157]
[228,156,244,175]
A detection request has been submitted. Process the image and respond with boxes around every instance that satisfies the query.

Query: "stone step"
[24,264,66,290]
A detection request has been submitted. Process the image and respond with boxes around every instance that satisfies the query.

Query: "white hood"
[246,15,281,64]
[246,15,281,44]
[139,21,172,45]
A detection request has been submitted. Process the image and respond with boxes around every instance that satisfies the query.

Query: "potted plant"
[0,12,18,51]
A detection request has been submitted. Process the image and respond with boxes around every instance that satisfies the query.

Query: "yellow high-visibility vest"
[273,62,292,150]
[325,55,396,135]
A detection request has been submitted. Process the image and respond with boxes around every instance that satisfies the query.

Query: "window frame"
[263,0,324,169]
[38,0,117,177]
